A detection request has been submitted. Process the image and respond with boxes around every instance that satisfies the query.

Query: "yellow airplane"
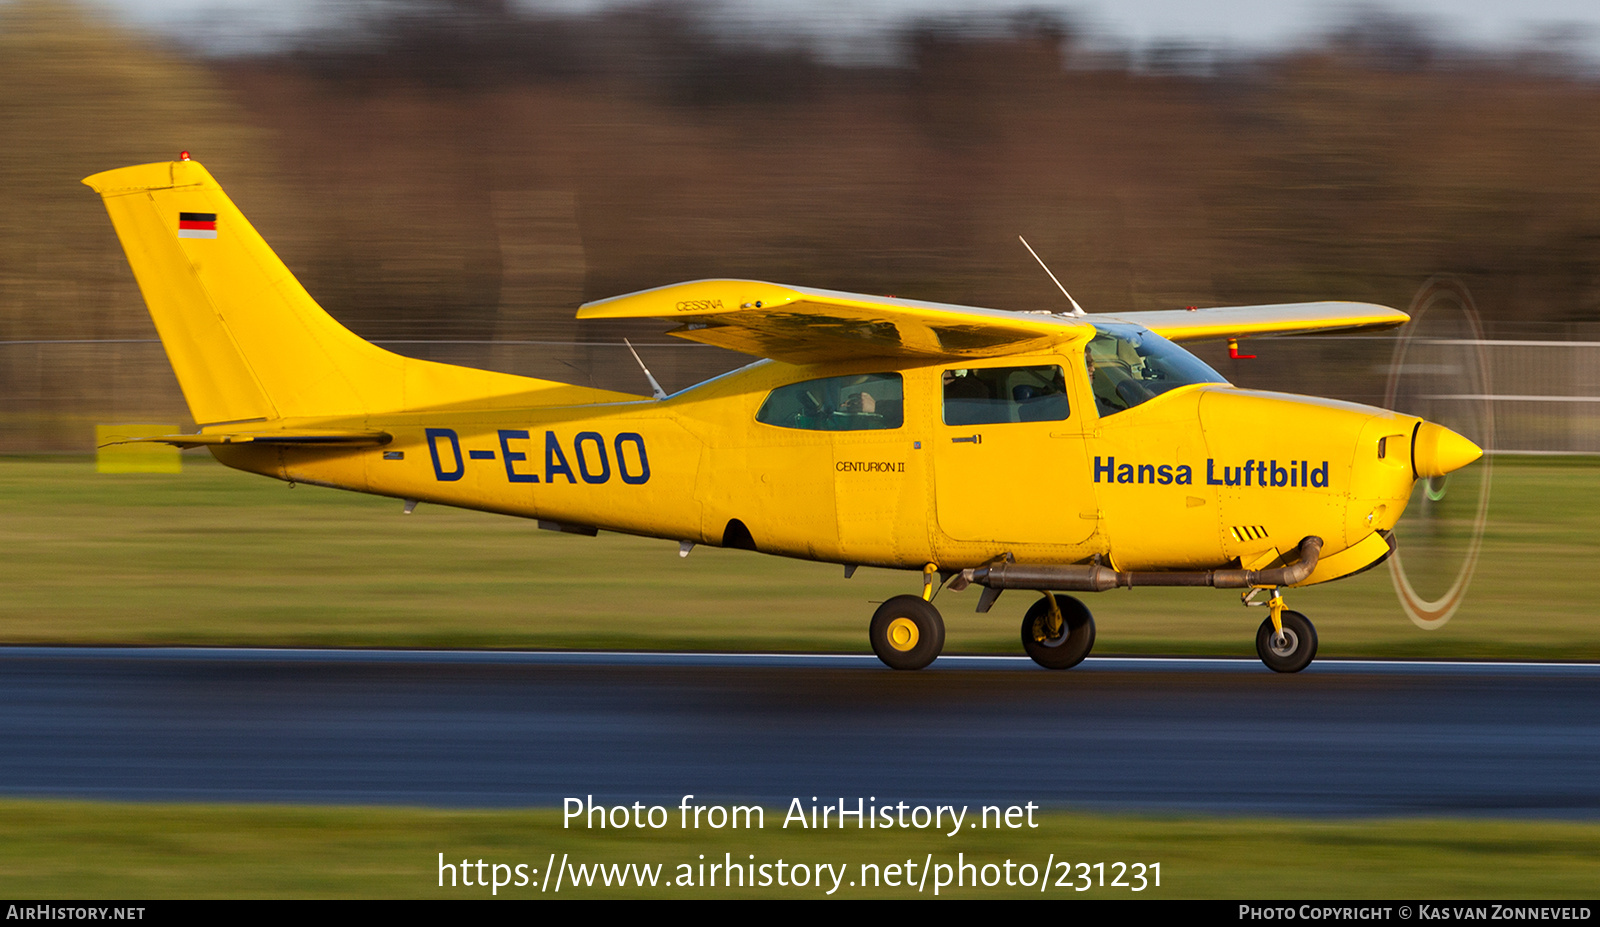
[85,157,1483,673]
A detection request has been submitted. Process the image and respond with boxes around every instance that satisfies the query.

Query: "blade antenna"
[624,338,667,400]
[1018,235,1085,317]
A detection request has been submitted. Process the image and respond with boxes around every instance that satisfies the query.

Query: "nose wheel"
[1021,593,1096,669]
[1255,608,1317,673]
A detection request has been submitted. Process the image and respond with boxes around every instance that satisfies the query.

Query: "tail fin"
[84,159,632,426]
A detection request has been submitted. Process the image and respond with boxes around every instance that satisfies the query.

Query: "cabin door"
[932,360,1098,546]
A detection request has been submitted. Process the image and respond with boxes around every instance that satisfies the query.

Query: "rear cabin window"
[756,373,904,431]
[943,365,1070,426]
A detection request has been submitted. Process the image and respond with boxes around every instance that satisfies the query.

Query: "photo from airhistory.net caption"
[419,795,1589,903]
[3,794,1596,901]
[437,794,1152,897]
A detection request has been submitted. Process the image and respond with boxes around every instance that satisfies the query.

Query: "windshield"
[1086,323,1227,417]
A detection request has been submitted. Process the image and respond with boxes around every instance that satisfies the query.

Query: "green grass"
[2,454,1598,658]
[4,459,1597,899]
[0,800,1595,898]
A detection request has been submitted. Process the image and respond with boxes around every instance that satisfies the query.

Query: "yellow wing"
[577,280,1409,362]
[577,280,1083,364]
[1098,301,1409,342]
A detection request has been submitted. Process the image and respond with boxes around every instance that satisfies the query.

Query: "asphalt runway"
[3,647,1597,815]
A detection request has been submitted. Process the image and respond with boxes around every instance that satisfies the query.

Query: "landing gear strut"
[1250,589,1318,673]
[1021,593,1096,669]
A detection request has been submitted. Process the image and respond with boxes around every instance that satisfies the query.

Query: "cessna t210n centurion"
[86,157,1484,672]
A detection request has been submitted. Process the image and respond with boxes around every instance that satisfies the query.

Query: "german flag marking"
[177,212,217,239]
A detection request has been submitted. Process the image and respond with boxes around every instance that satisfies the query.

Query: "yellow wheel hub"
[886,617,920,651]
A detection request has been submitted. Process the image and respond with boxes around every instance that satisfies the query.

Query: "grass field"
[4,456,1597,899]
[0,800,1596,898]
[1,454,1596,658]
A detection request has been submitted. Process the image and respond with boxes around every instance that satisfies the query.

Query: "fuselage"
[213,324,1427,585]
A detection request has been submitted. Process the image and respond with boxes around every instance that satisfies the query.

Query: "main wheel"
[869,595,945,670]
[1255,610,1318,673]
[1021,594,1096,669]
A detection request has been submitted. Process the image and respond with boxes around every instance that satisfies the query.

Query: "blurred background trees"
[6,0,1600,446]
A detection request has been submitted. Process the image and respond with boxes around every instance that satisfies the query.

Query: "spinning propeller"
[1383,277,1495,629]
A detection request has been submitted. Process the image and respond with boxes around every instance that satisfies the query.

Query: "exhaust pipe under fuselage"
[964,535,1325,592]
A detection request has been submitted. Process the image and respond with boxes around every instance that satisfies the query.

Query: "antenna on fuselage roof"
[624,338,667,400]
[1018,235,1086,317]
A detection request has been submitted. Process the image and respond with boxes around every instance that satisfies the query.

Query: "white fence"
[1437,340,1600,454]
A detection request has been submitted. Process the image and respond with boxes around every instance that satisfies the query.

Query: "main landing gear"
[1021,594,1096,670]
[868,591,1102,671]
[863,568,1315,673]
[867,563,1101,671]
[869,563,947,670]
[869,595,946,670]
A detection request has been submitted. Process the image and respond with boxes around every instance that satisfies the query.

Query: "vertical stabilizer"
[84,159,632,426]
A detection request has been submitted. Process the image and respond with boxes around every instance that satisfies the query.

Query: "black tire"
[1255,610,1318,673]
[869,595,945,670]
[1020,594,1096,670]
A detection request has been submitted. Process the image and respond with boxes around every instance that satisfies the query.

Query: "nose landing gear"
[1250,589,1318,673]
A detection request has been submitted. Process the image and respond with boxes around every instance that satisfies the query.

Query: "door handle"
[951,434,982,444]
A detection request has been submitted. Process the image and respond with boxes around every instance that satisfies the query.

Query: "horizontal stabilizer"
[101,431,392,450]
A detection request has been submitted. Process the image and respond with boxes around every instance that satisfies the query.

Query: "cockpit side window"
[943,365,1070,426]
[756,373,904,431]
[1086,323,1227,417]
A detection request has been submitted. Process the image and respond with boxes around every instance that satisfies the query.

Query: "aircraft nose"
[1413,421,1482,479]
